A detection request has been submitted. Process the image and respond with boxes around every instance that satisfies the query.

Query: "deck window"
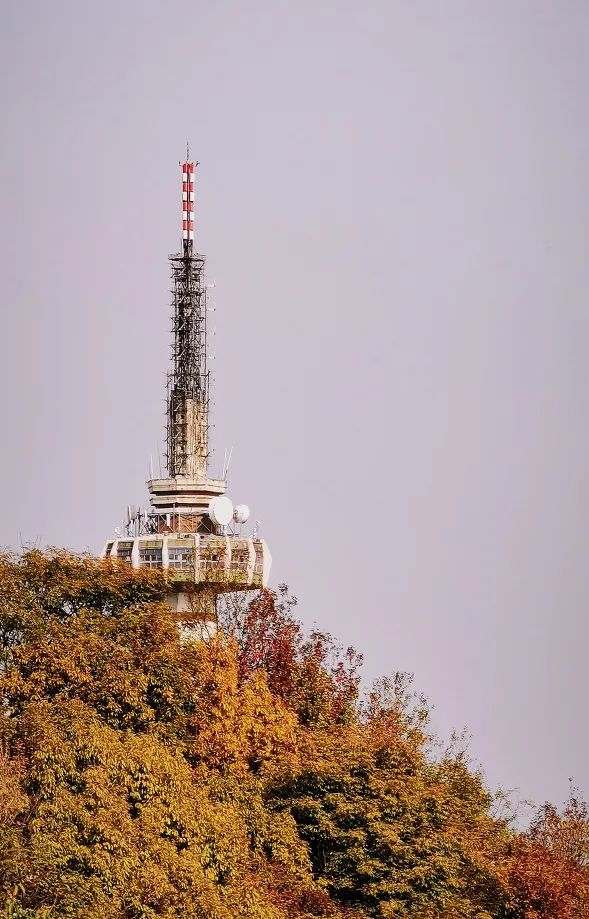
[169,547,192,570]
[139,547,162,569]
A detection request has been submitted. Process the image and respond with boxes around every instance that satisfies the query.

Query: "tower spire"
[181,158,195,256]
[168,156,209,479]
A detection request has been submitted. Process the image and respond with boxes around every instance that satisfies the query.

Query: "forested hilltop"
[0,552,587,918]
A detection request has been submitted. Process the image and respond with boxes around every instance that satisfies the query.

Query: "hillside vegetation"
[0,552,587,918]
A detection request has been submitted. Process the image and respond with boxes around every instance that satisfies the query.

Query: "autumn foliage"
[0,552,586,918]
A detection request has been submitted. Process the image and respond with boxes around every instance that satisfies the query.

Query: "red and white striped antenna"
[181,146,197,254]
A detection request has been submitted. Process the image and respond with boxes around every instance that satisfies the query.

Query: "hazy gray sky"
[1,0,587,808]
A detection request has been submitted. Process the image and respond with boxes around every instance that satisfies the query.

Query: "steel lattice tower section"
[167,162,210,479]
[101,157,272,636]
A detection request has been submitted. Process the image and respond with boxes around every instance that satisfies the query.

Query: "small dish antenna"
[233,504,250,524]
[208,495,234,527]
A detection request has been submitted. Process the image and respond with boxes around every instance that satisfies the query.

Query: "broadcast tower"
[102,157,271,634]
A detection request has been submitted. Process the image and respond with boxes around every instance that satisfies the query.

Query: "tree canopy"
[0,551,586,918]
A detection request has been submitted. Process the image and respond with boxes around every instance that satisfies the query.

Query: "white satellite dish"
[208,495,234,527]
[233,504,250,524]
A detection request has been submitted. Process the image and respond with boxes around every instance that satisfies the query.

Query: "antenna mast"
[166,157,209,478]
